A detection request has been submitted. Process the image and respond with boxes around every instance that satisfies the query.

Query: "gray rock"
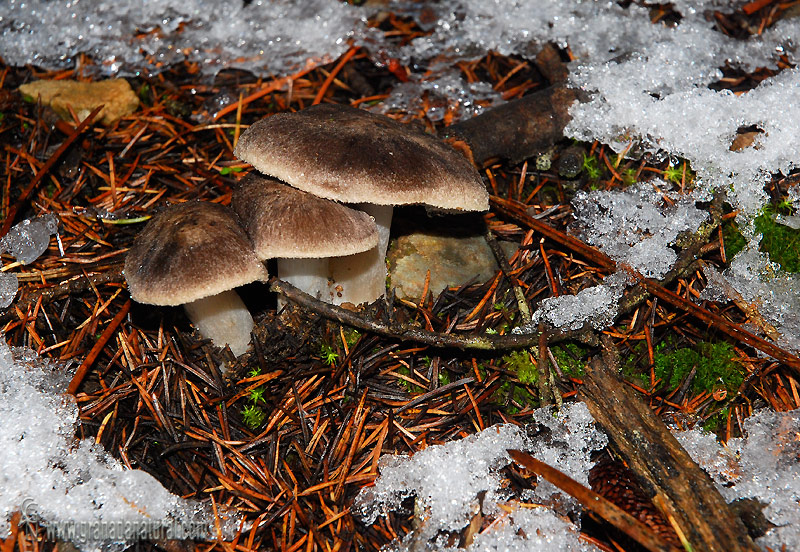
[387,232,517,301]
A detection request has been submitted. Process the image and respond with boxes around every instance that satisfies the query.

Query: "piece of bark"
[534,43,570,84]
[579,351,759,552]
[442,85,585,166]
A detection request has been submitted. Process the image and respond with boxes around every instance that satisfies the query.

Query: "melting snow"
[700,241,800,354]
[1,214,59,265]
[518,271,631,333]
[355,402,607,551]
[676,408,800,551]
[0,0,360,77]
[358,403,800,552]
[0,337,240,551]
[572,182,708,279]
[0,214,60,307]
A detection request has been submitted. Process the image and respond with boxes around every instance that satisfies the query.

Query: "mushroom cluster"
[124,186,380,356]
[233,103,489,305]
[123,103,489,357]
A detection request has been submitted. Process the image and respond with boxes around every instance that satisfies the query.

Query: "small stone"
[19,79,139,126]
[387,232,516,300]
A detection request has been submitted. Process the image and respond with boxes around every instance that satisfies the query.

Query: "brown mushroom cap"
[231,173,379,259]
[124,201,268,306]
[234,103,489,211]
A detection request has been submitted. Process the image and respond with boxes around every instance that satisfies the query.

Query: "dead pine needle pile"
[2,3,800,552]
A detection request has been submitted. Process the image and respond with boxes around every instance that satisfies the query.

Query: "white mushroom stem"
[277,258,330,308]
[183,289,254,356]
[328,204,393,306]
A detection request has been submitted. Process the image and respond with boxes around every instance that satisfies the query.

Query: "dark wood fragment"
[579,347,760,552]
[534,43,570,84]
[442,85,585,166]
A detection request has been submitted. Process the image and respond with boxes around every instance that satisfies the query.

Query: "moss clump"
[620,340,650,388]
[343,328,361,348]
[550,343,587,377]
[490,352,539,414]
[654,341,741,396]
[724,204,800,272]
[662,161,696,186]
[242,404,266,429]
[582,153,602,180]
[503,350,538,385]
[319,342,339,365]
[722,218,748,259]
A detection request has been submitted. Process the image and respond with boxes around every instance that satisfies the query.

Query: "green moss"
[722,217,748,260]
[343,329,361,348]
[653,341,741,396]
[702,406,731,433]
[620,340,650,387]
[248,386,266,404]
[724,205,800,272]
[550,343,587,377]
[503,350,538,385]
[137,84,151,104]
[218,166,243,176]
[242,404,266,429]
[621,167,637,186]
[319,342,339,365]
[755,207,800,272]
[582,153,602,180]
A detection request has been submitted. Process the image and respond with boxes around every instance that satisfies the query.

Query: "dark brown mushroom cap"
[124,201,268,306]
[231,173,379,260]
[234,103,489,211]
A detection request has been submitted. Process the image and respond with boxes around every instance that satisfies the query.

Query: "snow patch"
[355,402,606,551]
[677,408,800,551]
[0,337,240,551]
[0,0,361,77]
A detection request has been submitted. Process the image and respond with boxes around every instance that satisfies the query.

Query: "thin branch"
[271,279,544,350]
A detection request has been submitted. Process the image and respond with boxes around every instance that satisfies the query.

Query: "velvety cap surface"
[231,173,379,260]
[234,103,489,211]
[124,201,268,306]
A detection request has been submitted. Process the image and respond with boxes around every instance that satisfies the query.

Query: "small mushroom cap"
[124,201,268,306]
[231,173,379,260]
[234,103,489,211]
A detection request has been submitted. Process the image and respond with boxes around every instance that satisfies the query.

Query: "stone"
[387,231,517,301]
[18,78,139,126]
